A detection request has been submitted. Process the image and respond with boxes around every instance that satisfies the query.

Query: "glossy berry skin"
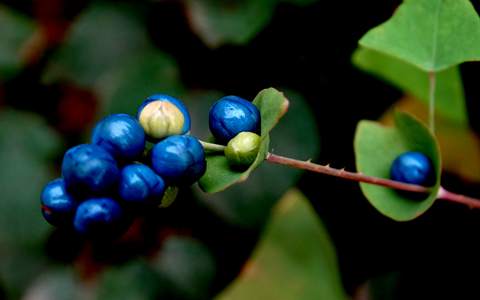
[137,94,191,140]
[390,151,435,186]
[41,178,78,227]
[225,132,261,169]
[92,113,146,161]
[209,95,260,144]
[62,144,119,196]
[73,197,126,236]
[151,135,206,185]
[119,164,166,205]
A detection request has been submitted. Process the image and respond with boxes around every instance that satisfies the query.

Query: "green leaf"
[97,261,162,300]
[23,268,84,300]
[359,0,480,72]
[199,87,289,194]
[354,112,441,221]
[152,236,216,300]
[0,5,36,81]
[217,189,347,300]
[0,110,61,247]
[97,49,183,115]
[353,47,467,126]
[42,3,151,87]
[0,110,61,298]
[185,0,276,48]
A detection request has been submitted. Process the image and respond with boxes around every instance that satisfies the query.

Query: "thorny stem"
[429,71,436,133]
[265,153,480,209]
[199,140,480,209]
[266,153,430,193]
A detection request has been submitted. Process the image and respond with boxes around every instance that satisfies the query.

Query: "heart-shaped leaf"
[359,0,480,72]
[199,88,289,194]
[352,47,467,126]
[216,189,346,300]
[354,112,441,221]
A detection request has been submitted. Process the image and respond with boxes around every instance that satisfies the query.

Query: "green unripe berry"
[225,132,261,168]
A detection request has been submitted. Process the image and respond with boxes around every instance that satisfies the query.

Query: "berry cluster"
[41,94,261,237]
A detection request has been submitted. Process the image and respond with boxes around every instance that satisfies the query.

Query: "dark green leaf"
[359,0,480,72]
[0,110,61,298]
[185,0,276,48]
[0,5,36,81]
[191,89,319,227]
[42,3,151,87]
[217,189,346,300]
[23,268,84,300]
[97,261,162,300]
[152,236,216,300]
[354,112,441,221]
[0,110,61,247]
[98,49,183,115]
[353,47,467,126]
[199,87,289,194]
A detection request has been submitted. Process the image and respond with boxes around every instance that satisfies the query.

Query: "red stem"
[266,153,480,209]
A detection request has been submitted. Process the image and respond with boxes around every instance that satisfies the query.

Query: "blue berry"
[390,151,434,186]
[209,95,260,144]
[62,144,119,196]
[137,94,191,140]
[151,135,206,185]
[41,178,78,227]
[119,164,166,205]
[92,114,146,161]
[73,198,126,236]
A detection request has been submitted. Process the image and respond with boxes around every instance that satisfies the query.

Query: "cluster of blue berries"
[41,94,261,237]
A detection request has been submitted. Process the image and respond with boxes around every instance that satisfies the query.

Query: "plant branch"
[437,187,480,209]
[428,71,436,133]
[266,153,480,208]
[266,153,429,193]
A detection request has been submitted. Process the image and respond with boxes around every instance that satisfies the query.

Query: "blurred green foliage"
[0,5,35,81]
[218,189,346,300]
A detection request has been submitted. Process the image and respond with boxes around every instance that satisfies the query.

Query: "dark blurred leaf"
[42,3,151,87]
[354,112,441,221]
[189,89,319,227]
[0,110,61,298]
[353,47,467,126]
[23,268,84,300]
[0,110,61,247]
[217,189,346,300]
[0,4,36,81]
[98,49,183,115]
[185,0,276,48]
[199,88,289,193]
[152,236,216,300]
[359,0,480,72]
[0,252,47,300]
[97,260,162,300]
